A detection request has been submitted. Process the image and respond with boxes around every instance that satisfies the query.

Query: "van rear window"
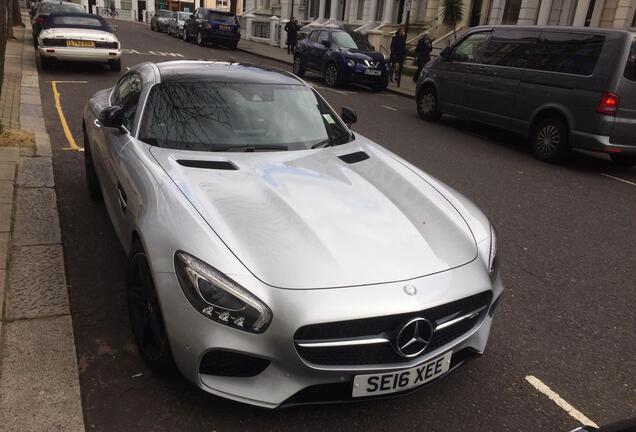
[625,39,635,82]
[528,32,605,76]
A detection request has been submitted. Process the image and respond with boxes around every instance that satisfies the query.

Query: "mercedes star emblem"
[395,317,433,358]
[403,284,417,296]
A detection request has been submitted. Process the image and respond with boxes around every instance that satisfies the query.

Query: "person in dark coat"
[413,34,432,82]
[284,17,300,55]
[389,26,406,82]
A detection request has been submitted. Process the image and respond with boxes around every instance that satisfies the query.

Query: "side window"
[624,38,635,82]
[317,31,330,45]
[528,32,605,76]
[450,32,489,63]
[481,30,539,68]
[112,73,143,131]
[309,31,319,43]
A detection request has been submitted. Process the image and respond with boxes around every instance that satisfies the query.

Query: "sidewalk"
[0,15,85,432]
[236,39,417,98]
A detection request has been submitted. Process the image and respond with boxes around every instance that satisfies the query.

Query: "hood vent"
[338,151,369,164]
[177,160,238,170]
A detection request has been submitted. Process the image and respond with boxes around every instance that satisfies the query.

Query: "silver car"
[82,61,503,408]
[167,11,189,38]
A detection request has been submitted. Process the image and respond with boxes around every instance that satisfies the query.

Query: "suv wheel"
[293,55,305,77]
[531,117,570,162]
[127,241,176,374]
[182,27,188,41]
[416,87,442,121]
[610,153,636,167]
[324,63,339,87]
[197,30,204,46]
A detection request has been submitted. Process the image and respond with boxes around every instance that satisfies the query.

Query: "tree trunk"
[11,0,23,27]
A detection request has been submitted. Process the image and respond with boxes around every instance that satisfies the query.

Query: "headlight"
[346,58,356,68]
[174,251,272,333]
[488,225,499,279]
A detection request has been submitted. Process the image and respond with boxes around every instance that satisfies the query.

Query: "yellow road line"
[51,80,87,151]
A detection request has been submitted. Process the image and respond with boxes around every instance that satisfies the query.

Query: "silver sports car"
[83,61,503,408]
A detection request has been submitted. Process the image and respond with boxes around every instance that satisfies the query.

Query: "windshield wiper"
[209,145,288,152]
[311,132,352,149]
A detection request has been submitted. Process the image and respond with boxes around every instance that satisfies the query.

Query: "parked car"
[416,26,636,166]
[571,417,636,432]
[82,60,502,408]
[32,0,84,45]
[150,9,171,33]
[182,8,240,49]
[167,11,189,39]
[294,28,389,91]
[38,12,121,71]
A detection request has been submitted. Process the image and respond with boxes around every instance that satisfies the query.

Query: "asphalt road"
[36,19,636,432]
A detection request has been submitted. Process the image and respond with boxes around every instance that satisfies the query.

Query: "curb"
[0,13,86,432]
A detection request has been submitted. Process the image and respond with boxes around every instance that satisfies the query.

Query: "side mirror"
[110,25,117,32]
[440,46,451,60]
[100,106,125,131]
[341,106,357,127]
[321,39,331,48]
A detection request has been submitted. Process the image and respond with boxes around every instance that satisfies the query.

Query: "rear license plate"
[67,40,95,48]
[365,69,382,76]
[352,351,452,397]
[219,25,231,31]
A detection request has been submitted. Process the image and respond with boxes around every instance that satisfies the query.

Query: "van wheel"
[531,117,570,162]
[610,153,636,167]
[417,87,442,121]
[127,241,176,374]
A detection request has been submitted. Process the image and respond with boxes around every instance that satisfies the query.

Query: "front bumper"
[341,64,390,86]
[154,258,503,408]
[38,46,121,62]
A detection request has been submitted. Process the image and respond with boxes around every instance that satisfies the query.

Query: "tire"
[196,30,204,46]
[127,241,176,374]
[531,116,570,162]
[41,57,53,70]
[83,127,102,202]
[416,86,442,121]
[109,59,121,72]
[610,153,636,167]
[228,41,238,50]
[151,22,155,32]
[372,76,389,92]
[292,54,305,77]
[182,27,189,41]
[324,63,340,87]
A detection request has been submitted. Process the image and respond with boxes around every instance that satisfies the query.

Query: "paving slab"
[20,102,44,118]
[0,203,12,232]
[16,157,54,188]
[20,75,39,88]
[12,188,61,245]
[6,245,69,319]
[18,115,46,133]
[35,133,52,157]
[0,181,13,203]
[0,147,18,162]
[0,162,16,181]
[0,233,7,269]
[0,316,85,432]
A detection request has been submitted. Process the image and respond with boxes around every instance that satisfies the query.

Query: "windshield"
[332,31,359,49]
[625,38,635,82]
[39,3,84,14]
[46,15,107,30]
[139,82,352,151]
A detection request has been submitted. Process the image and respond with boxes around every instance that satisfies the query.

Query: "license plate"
[219,25,231,31]
[352,351,452,397]
[365,69,382,76]
[67,40,95,48]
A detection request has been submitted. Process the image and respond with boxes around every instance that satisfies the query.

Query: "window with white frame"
[217,0,228,7]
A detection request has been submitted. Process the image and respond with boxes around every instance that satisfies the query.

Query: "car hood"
[39,27,118,42]
[340,48,385,63]
[150,139,477,289]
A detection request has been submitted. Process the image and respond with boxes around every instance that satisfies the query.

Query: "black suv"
[294,29,389,91]
[183,8,240,50]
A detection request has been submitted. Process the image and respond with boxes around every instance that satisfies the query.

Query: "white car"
[38,12,121,71]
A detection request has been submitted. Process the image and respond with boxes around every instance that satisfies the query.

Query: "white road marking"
[313,85,351,96]
[382,105,398,111]
[525,375,598,428]
[602,173,636,187]
[121,48,184,57]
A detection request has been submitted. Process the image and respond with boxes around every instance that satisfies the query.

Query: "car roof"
[199,8,235,15]
[154,61,304,85]
[471,25,633,35]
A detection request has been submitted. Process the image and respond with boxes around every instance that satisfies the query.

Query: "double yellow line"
[51,80,87,151]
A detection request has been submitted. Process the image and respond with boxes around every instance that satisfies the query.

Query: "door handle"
[93,118,102,128]
[116,182,127,213]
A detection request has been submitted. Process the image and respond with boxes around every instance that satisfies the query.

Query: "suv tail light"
[597,92,619,116]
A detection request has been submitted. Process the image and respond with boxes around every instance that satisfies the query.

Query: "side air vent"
[338,151,369,164]
[177,160,238,170]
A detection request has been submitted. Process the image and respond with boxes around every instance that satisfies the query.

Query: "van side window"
[624,39,635,82]
[481,30,539,68]
[450,32,489,63]
[528,32,605,76]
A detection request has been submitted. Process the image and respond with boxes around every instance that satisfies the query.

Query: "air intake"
[177,160,238,170]
[338,151,369,164]
[199,350,270,377]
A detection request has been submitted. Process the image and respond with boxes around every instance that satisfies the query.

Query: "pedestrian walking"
[413,34,432,82]
[284,17,300,55]
[389,26,406,82]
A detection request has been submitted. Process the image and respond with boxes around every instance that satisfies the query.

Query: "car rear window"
[47,15,107,30]
[624,38,635,82]
[156,10,170,17]
[527,32,605,76]
[39,3,84,14]
[207,11,237,24]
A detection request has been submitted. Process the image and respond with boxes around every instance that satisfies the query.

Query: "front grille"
[294,291,492,367]
[199,350,270,377]
[40,39,118,49]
